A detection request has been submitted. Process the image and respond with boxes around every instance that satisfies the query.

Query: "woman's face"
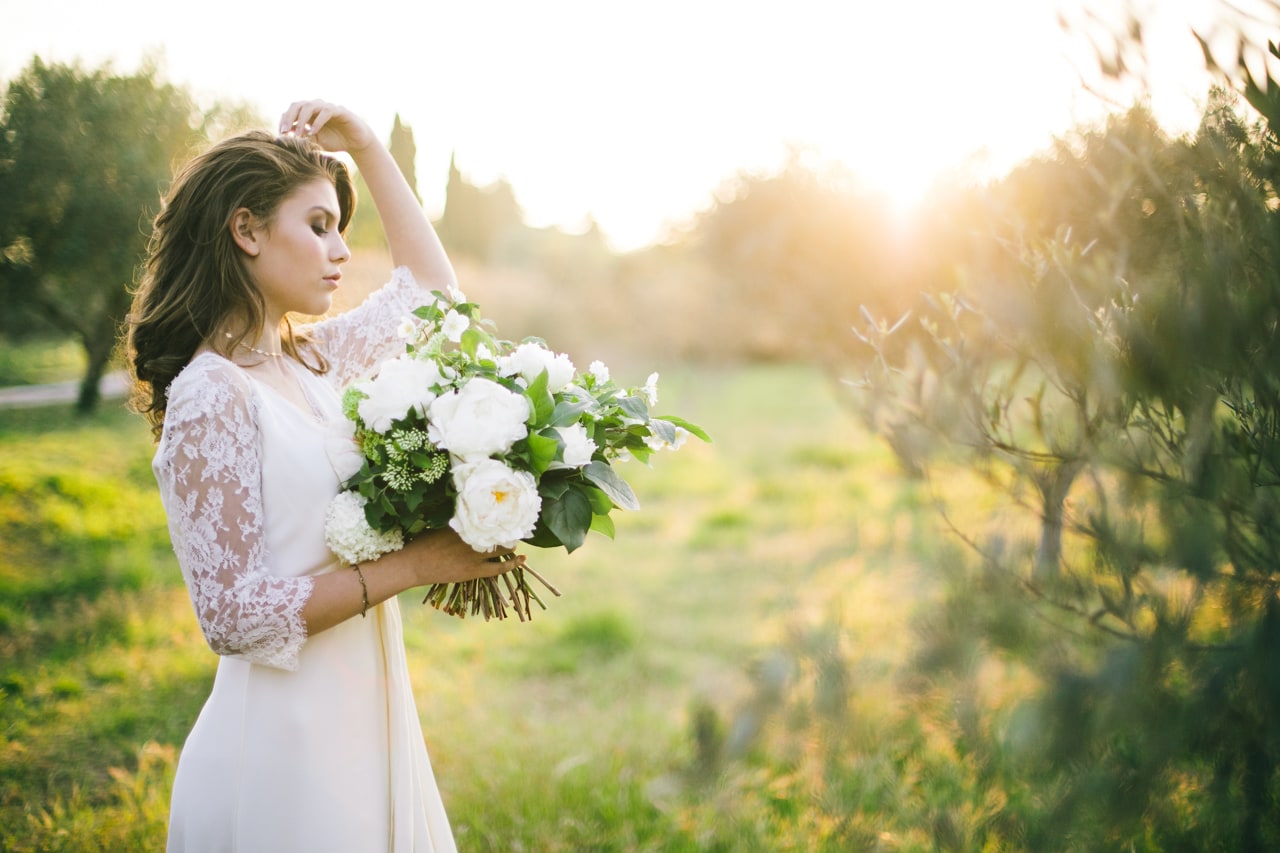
[243,177,350,321]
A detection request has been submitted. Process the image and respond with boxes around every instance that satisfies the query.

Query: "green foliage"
[847,41,1280,853]
[0,56,255,412]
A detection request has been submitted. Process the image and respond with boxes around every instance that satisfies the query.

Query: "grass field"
[0,359,960,851]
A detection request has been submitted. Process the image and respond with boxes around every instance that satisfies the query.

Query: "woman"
[128,100,506,852]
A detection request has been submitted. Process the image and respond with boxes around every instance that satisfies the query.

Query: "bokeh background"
[6,0,1280,849]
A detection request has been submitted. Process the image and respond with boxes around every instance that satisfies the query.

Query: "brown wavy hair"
[126,131,355,438]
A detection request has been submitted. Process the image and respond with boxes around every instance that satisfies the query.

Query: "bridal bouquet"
[324,283,708,620]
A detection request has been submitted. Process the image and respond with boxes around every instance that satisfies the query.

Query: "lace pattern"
[157,356,313,670]
[306,266,431,388]
[156,268,432,671]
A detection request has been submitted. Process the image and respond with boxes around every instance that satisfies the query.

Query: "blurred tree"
[690,154,908,361]
[851,51,1280,853]
[389,113,420,205]
[345,114,424,250]
[0,57,246,412]
[435,152,524,260]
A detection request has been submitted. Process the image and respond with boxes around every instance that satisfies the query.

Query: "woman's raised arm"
[278,100,457,293]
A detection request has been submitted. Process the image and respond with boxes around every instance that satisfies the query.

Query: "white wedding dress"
[154,269,455,852]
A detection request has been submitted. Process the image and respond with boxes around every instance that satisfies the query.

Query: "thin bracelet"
[353,563,369,618]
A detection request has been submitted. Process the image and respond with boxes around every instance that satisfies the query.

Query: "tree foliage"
[847,41,1280,853]
[689,155,910,360]
[0,57,250,412]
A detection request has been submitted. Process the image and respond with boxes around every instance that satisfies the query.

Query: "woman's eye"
[312,224,329,236]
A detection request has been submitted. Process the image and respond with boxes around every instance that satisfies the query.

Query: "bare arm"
[300,528,519,636]
[278,100,458,293]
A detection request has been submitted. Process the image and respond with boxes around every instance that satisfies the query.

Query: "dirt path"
[0,371,129,409]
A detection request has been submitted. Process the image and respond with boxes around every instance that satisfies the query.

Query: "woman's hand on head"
[278,100,376,155]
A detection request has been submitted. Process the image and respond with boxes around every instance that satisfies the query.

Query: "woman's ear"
[230,208,261,257]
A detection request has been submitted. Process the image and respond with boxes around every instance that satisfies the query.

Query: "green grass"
[0,364,957,851]
[0,339,87,386]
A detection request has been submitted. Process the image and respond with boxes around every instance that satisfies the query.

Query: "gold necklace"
[224,332,284,358]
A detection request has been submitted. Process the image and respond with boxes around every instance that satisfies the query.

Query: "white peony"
[324,491,405,564]
[442,309,469,343]
[356,355,448,433]
[587,360,610,383]
[449,458,542,551]
[428,377,530,461]
[499,342,576,393]
[550,423,597,469]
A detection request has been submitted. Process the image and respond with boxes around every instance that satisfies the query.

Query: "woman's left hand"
[278,100,377,155]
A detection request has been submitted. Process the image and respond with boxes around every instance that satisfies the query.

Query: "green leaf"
[648,418,678,444]
[589,511,616,539]
[413,303,443,322]
[525,370,555,426]
[583,484,613,515]
[583,461,640,511]
[657,414,711,443]
[461,326,496,360]
[550,399,594,427]
[526,431,560,477]
[616,395,649,421]
[542,486,592,553]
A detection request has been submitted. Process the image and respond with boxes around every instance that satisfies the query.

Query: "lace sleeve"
[155,356,314,671]
[305,266,432,388]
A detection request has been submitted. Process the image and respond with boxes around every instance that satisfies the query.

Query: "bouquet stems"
[421,562,562,621]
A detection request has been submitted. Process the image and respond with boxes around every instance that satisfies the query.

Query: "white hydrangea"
[449,458,542,551]
[324,491,405,564]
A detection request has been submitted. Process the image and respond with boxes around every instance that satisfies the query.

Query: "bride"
[127,100,511,852]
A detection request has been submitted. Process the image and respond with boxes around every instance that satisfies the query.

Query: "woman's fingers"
[278,100,337,139]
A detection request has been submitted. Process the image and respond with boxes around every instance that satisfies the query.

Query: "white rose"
[550,423,597,469]
[428,377,530,461]
[442,309,469,343]
[356,355,448,433]
[587,360,610,383]
[449,459,542,551]
[499,342,576,393]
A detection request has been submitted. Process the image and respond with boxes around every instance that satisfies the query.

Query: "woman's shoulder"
[165,351,256,426]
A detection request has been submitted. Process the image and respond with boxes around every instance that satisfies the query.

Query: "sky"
[2,0,1273,249]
